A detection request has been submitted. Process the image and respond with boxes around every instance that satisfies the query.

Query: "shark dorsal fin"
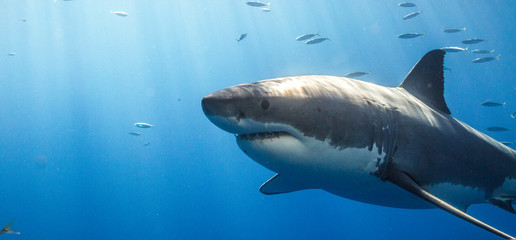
[400,50,451,114]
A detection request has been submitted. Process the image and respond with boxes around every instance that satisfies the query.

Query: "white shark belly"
[238,132,433,209]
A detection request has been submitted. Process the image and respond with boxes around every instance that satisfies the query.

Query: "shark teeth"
[236,131,290,141]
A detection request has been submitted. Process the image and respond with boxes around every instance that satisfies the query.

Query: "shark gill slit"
[366,98,399,179]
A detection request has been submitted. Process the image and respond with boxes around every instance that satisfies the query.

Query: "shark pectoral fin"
[259,174,313,195]
[490,197,516,214]
[388,169,514,240]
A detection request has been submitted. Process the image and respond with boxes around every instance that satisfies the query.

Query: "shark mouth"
[236,131,292,141]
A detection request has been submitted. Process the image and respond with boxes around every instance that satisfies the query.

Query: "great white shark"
[201,50,516,239]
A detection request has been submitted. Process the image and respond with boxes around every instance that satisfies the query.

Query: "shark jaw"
[204,115,307,171]
[206,115,431,209]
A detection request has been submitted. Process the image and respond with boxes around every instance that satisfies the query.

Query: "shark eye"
[261,100,270,110]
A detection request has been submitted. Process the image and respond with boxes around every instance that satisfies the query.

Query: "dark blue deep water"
[1,1,515,239]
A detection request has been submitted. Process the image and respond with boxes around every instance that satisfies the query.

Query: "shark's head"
[201,76,376,174]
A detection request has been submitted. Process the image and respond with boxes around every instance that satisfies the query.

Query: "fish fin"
[259,174,313,195]
[496,55,501,60]
[387,168,514,240]
[2,219,15,233]
[463,27,467,31]
[489,197,516,214]
[399,49,451,114]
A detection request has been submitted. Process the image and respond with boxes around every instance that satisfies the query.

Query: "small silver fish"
[440,47,468,53]
[7,53,16,56]
[402,11,422,20]
[237,33,247,42]
[260,8,271,12]
[443,27,466,33]
[305,37,330,45]
[472,55,500,63]
[481,101,506,107]
[511,112,516,119]
[398,2,416,7]
[143,142,150,147]
[128,132,141,136]
[461,38,486,44]
[111,11,128,17]
[134,122,153,128]
[471,49,495,54]
[296,33,319,41]
[344,72,370,78]
[486,127,511,132]
[397,33,424,39]
[246,1,269,7]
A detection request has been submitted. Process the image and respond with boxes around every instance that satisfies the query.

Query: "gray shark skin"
[201,50,516,239]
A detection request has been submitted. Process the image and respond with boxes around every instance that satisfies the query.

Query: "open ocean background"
[1,1,515,239]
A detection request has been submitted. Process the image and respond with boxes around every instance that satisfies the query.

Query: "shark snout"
[201,93,220,117]
[201,91,244,134]
[202,88,240,115]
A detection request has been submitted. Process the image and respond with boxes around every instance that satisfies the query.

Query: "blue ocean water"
[1,1,515,239]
